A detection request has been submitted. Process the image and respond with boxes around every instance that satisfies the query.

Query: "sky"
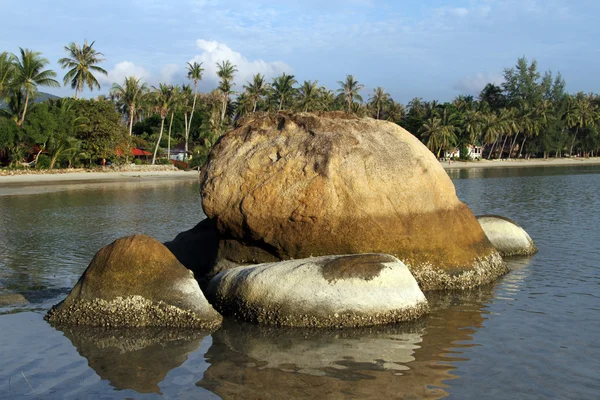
[2,0,599,104]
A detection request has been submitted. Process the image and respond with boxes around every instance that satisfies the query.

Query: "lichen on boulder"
[45,234,222,329]
[206,254,429,328]
[198,112,507,290]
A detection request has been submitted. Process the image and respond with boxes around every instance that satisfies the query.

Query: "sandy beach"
[440,157,600,170]
[0,170,200,196]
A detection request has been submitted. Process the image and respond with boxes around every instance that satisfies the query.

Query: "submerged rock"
[477,215,538,257]
[45,234,222,329]
[206,254,428,328]
[0,292,28,307]
[199,112,506,290]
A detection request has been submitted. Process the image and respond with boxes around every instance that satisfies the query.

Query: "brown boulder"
[199,112,506,290]
[45,234,222,329]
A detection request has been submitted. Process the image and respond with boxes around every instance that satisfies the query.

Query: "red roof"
[132,148,152,156]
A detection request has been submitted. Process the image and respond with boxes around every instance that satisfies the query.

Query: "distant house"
[169,142,192,162]
[444,148,460,159]
[444,145,483,160]
[132,148,152,159]
[466,145,482,159]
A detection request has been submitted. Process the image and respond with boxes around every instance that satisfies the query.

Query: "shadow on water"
[51,324,210,394]
[196,286,496,400]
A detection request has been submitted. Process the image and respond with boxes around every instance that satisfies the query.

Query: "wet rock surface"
[207,254,428,328]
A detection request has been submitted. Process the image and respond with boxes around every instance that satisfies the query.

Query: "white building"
[444,145,483,160]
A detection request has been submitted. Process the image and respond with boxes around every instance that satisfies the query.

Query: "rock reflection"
[198,286,495,399]
[54,324,208,394]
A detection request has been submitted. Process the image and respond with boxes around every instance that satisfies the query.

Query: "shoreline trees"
[2,47,600,168]
[58,40,107,99]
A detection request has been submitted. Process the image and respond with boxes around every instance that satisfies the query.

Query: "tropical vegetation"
[1,44,600,170]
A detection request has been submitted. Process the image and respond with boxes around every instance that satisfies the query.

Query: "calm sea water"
[1,166,599,399]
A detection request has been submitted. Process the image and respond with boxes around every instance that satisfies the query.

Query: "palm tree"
[150,83,175,164]
[385,101,405,124]
[272,73,297,111]
[0,52,14,99]
[11,48,60,127]
[180,84,193,156]
[337,75,364,113]
[462,109,482,145]
[58,40,107,98]
[297,80,320,112]
[243,73,268,112]
[420,117,457,158]
[319,88,337,111]
[368,87,390,119]
[186,61,204,146]
[110,76,148,136]
[566,94,599,155]
[216,60,237,125]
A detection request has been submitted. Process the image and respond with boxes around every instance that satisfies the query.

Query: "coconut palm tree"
[272,73,297,111]
[58,40,107,99]
[297,80,320,112]
[150,83,175,164]
[11,48,60,127]
[368,87,390,119]
[216,60,237,125]
[243,73,268,112]
[186,61,204,141]
[462,109,482,145]
[385,101,405,124]
[180,84,193,155]
[0,52,14,99]
[110,76,148,136]
[319,88,337,111]
[337,75,364,113]
[566,94,599,155]
[420,117,457,158]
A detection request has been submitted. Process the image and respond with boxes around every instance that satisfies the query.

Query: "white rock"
[477,215,538,257]
[206,254,428,328]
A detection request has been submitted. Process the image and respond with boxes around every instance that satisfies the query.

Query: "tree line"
[1,41,599,169]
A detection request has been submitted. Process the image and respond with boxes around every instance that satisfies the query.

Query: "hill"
[0,91,61,109]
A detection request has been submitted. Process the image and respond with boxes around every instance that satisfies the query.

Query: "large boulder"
[206,254,428,327]
[199,112,506,290]
[477,215,538,257]
[45,234,222,329]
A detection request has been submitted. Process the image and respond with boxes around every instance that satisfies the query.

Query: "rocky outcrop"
[199,112,506,290]
[45,234,222,329]
[206,254,428,327]
[477,215,538,257]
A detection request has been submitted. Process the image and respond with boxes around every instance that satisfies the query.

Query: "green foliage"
[35,154,50,169]
[71,99,130,163]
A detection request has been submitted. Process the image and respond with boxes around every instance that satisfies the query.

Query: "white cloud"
[450,7,469,18]
[453,72,505,95]
[189,39,292,89]
[99,61,151,85]
[159,63,179,83]
[435,6,470,18]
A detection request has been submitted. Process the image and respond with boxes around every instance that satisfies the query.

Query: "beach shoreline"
[0,169,200,196]
[440,157,600,170]
[1,157,599,191]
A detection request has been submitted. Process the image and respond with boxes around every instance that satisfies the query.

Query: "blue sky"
[2,0,599,103]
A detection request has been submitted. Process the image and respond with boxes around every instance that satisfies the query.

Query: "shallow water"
[1,166,599,399]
